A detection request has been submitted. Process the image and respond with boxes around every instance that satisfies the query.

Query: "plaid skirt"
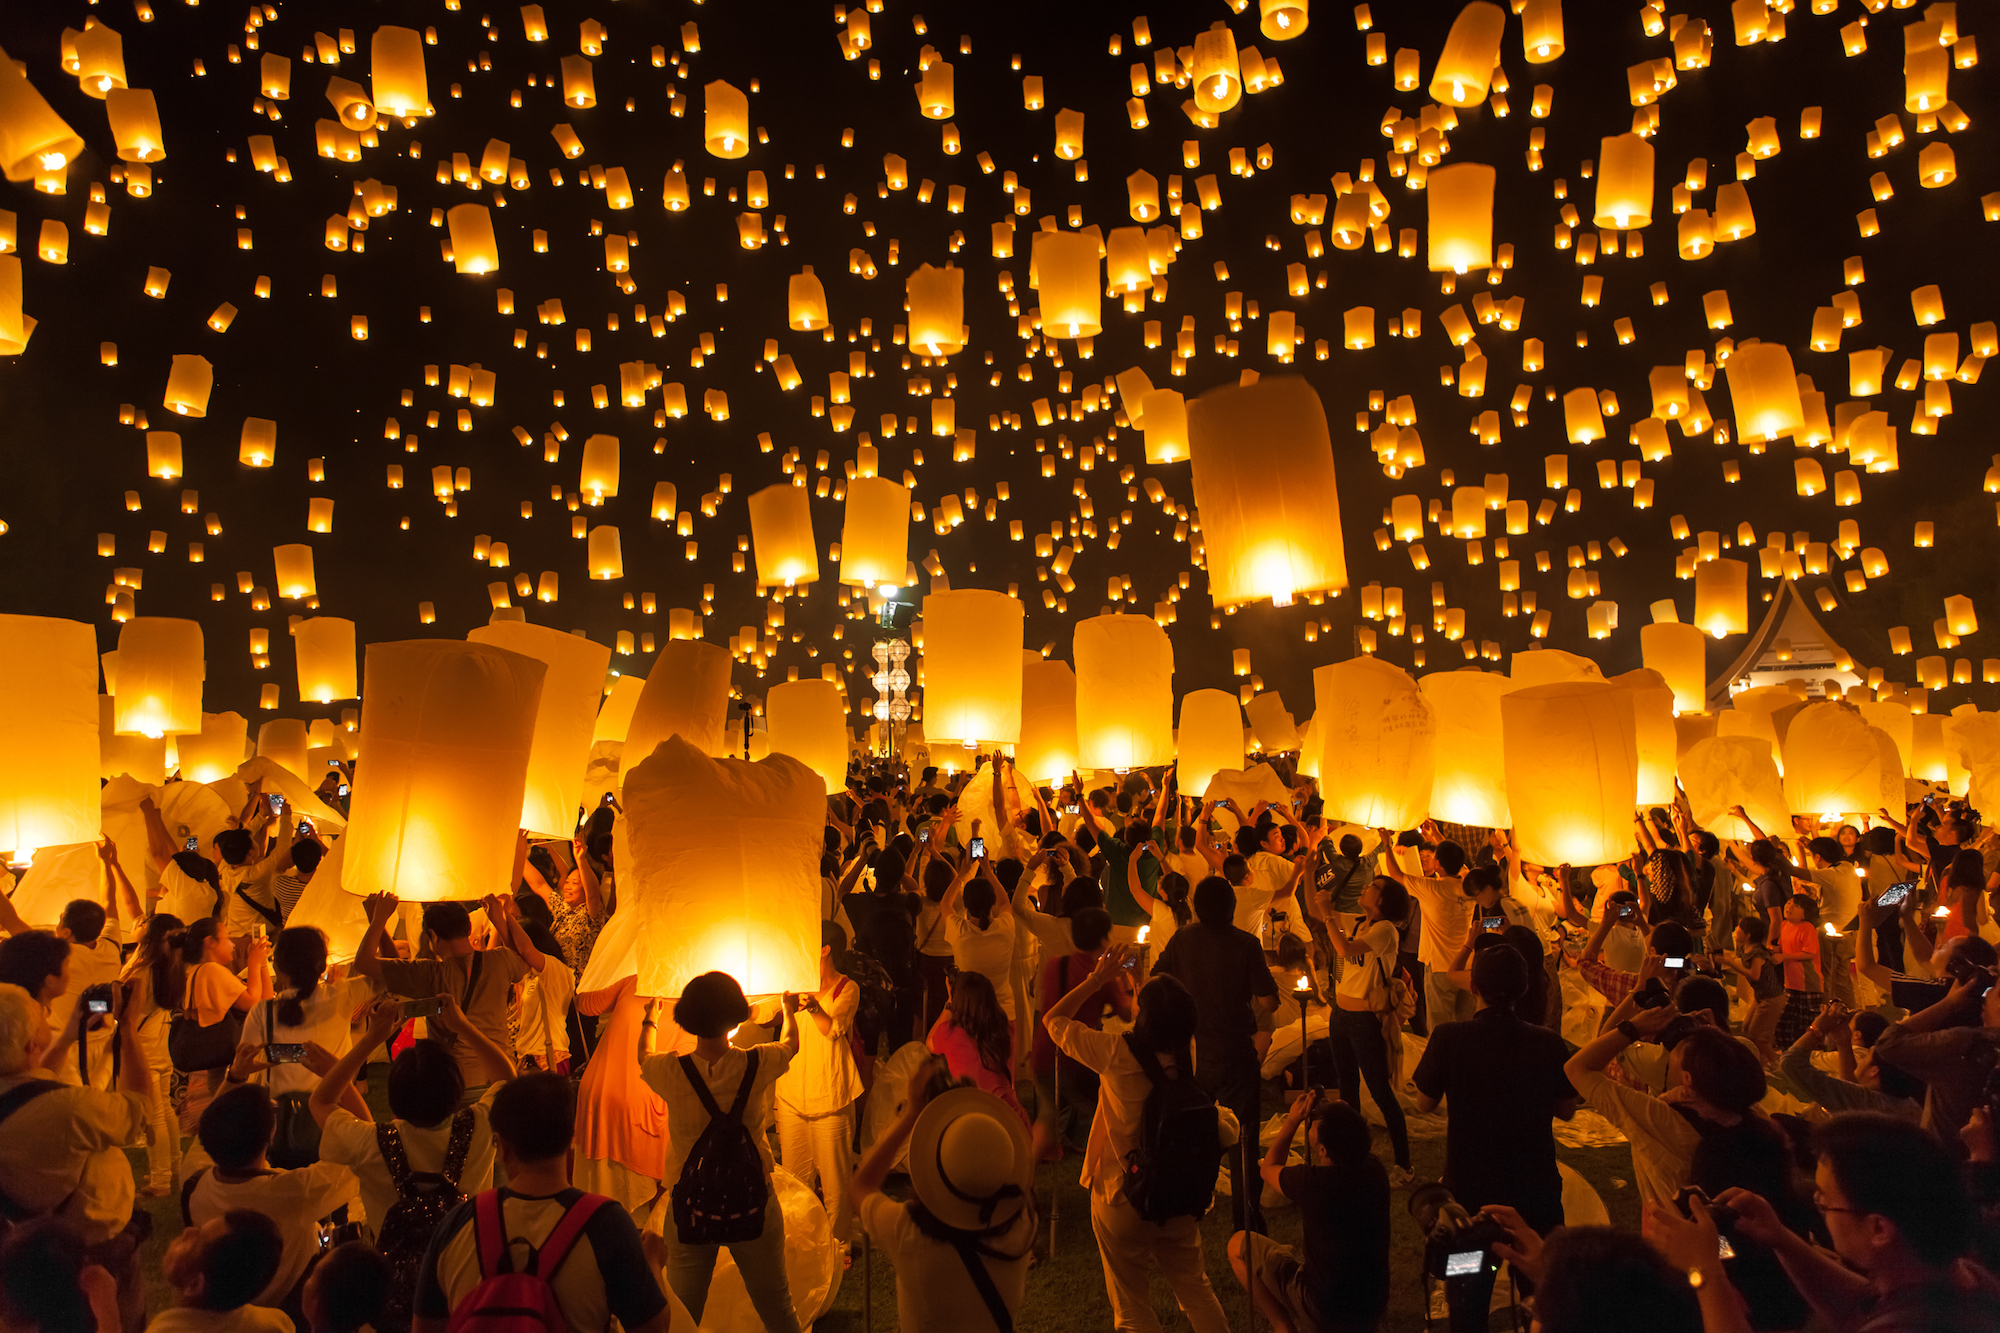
[1775,988,1823,1049]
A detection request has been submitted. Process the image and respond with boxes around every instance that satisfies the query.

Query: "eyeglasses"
[1813,1191,1867,1218]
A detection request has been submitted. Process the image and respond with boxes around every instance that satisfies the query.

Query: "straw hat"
[907,1086,1032,1232]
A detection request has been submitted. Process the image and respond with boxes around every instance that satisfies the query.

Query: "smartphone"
[184,836,199,852]
[400,997,444,1019]
[969,836,986,860]
[1618,903,1636,918]
[919,827,931,843]
[338,783,349,797]
[1483,916,1504,931]
[264,1043,306,1064]
[270,794,285,810]
[1718,1235,1737,1261]
[1924,793,1937,806]
[1664,956,1687,970]
[1066,803,1080,814]
[1877,881,1914,907]
[600,792,616,806]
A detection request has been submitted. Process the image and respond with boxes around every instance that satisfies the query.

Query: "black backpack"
[670,1051,768,1246]
[374,1109,477,1333]
[1119,1037,1222,1224]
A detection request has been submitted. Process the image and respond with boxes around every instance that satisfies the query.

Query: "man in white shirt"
[1805,836,1862,1006]
[49,901,125,1090]
[1377,826,1477,1029]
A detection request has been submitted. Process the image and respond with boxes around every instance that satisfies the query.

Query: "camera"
[1409,1182,1509,1332]
[80,982,116,1017]
[1676,1188,1741,1259]
[1634,977,1673,1010]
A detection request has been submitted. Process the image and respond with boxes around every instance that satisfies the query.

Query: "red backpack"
[444,1190,608,1333]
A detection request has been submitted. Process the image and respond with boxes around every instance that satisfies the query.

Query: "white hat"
[907,1086,1031,1232]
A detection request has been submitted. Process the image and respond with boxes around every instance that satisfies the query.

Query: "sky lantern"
[294,617,357,702]
[1186,375,1347,608]
[112,617,203,738]
[1190,23,1243,113]
[343,640,545,902]
[704,80,749,157]
[1782,703,1883,819]
[468,619,613,838]
[620,738,822,999]
[1641,621,1707,713]
[273,544,316,599]
[105,88,163,162]
[839,477,909,589]
[1261,0,1308,40]
[1521,0,1565,61]
[1594,133,1654,229]
[579,434,619,501]
[1075,614,1174,770]
[1420,669,1512,827]
[72,22,127,98]
[0,615,100,860]
[624,639,732,762]
[1017,654,1079,784]
[1610,668,1678,804]
[369,26,427,118]
[1503,682,1639,864]
[1141,387,1189,464]
[256,718,310,781]
[447,204,498,274]
[0,61,83,181]
[1031,230,1102,340]
[1694,558,1748,637]
[922,590,1024,748]
[1430,2,1506,106]
[1245,692,1300,752]
[788,266,827,330]
[765,678,845,794]
[177,712,248,784]
[918,60,954,119]
[1316,658,1435,828]
[1680,736,1790,840]
[163,355,213,417]
[907,263,964,357]
[587,526,623,579]
[748,482,820,587]
[1176,688,1245,796]
[1726,342,1804,442]
[1427,163,1495,273]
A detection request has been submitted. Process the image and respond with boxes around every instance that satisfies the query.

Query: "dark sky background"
[0,0,1994,735]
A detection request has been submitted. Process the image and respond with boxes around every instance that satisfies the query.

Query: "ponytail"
[142,914,185,1013]
[271,927,328,1028]
[168,918,220,1012]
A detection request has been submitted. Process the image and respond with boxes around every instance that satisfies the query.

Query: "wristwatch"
[1616,1019,1642,1042]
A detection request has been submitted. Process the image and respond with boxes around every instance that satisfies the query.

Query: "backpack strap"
[472,1190,511,1277]
[179,1167,210,1227]
[676,1055,724,1120]
[531,1195,609,1282]
[725,1050,760,1123]
[1122,1035,1170,1088]
[440,1108,477,1187]
[951,1237,1016,1333]
[234,886,281,932]
[679,1050,760,1125]
[0,1079,64,1126]
[376,1123,414,1191]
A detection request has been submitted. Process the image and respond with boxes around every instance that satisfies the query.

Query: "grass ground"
[128,1063,1640,1332]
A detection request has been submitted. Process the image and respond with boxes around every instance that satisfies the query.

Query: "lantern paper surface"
[1609,668,1678,805]
[921,590,1024,747]
[294,617,358,703]
[1017,653,1079,784]
[1186,375,1347,607]
[113,617,204,737]
[341,640,546,902]
[1075,614,1175,770]
[1315,657,1435,829]
[593,673,646,744]
[1509,648,1605,689]
[1679,736,1791,842]
[1420,669,1513,828]
[765,678,845,795]
[839,477,909,588]
[98,697,164,783]
[1641,621,1708,714]
[286,835,369,963]
[620,737,821,999]
[256,717,310,780]
[1503,682,1638,866]
[469,619,614,838]
[624,639,732,763]
[748,483,820,587]
[1245,691,1300,753]
[177,711,248,783]
[1781,703,1882,819]
[1176,689,1245,797]
[0,614,101,856]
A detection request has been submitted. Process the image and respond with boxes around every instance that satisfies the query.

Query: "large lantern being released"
[593,674,645,745]
[1695,559,1749,638]
[1430,2,1506,105]
[1428,163,1496,273]
[839,477,910,589]
[704,80,749,158]
[1641,621,1708,714]
[342,640,545,902]
[98,697,163,783]
[922,590,1024,748]
[1509,649,1605,689]
[0,615,100,859]
[620,738,822,998]
[1420,670,1512,828]
[907,263,964,357]
[468,619,612,837]
[1610,668,1678,805]
[256,718,310,781]
[1315,657,1435,829]
[765,679,845,795]
[294,617,357,702]
[748,483,820,587]
[1781,703,1882,819]
[1680,736,1790,841]
[1502,682,1639,866]
[624,639,733,764]
[369,26,428,118]
[177,712,246,783]
[113,617,203,738]
[1031,230,1102,340]
[1075,615,1174,770]
[1186,375,1347,608]
[1017,654,1078,784]
[1176,689,1245,797]
[1726,342,1804,442]
[1245,691,1300,753]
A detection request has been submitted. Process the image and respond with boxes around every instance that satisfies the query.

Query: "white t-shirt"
[914,897,956,957]
[1335,919,1400,1005]
[220,860,280,937]
[156,861,222,927]
[244,981,361,1097]
[318,1084,500,1235]
[949,909,1018,1019]
[1811,863,1863,930]
[144,1306,295,1333]
[179,1150,358,1306]
[50,939,123,1089]
[1405,872,1472,971]
[862,1193,1033,1333]
[516,961,575,1066]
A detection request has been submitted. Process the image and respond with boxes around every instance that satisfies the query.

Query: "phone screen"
[1664,957,1687,969]
[400,997,444,1019]
[1878,882,1914,906]
[87,998,111,1014]
[1483,916,1503,930]
[338,784,349,797]
[919,827,931,843]
[1445,1251,1483,1278]
[184,836,199,852]
[264,1043,307,1065]
[969,836,986,860]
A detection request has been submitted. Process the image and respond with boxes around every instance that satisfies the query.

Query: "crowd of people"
[2,751,2000,1333]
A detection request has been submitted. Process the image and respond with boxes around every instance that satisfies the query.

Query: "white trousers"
[775,1098,856,1243]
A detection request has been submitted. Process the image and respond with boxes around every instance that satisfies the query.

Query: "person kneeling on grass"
[1228,1093,1389,1333]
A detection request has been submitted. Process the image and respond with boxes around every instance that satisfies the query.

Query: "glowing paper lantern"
[621,737,821,998]
[748,483,820,587]
[294,617,357,702]
[113,617,203,738]
[273,544,316,599]
[98,697,164,783]
[177,711,247,784]
[342,640,546,903]
[839,477,910,589]
[1502,682,1638,865]
[907,263,964,357]
[1031,230,1102,339]
[1140,388,1189,464]
[1781,703,1882,819]
[1185,375,1347,607]
[1314,657,1435,828]
[1680,736,1790,841]
[765,679,845,795]
[1593,133,1654,229]
[1074,615,1174,770]
[105,88,163,162]
[0,61,83,181]
[1017,654,1078,784]
[369,26,427,118]
[1190,23,1243,113]
[1245,691,1300,752]
[447,204,498,274]
[1859,701,1914,774]
[1428,163,1495,272]
[468,619,614,837]
[578,433,619,501]
[0,615,100,858]
[704,80,749,158]
[1694,558,1748,637]
[1420,669,1512,827]
[1509,648,1604,688]
[1726,342,1804,441]
[1261,0,1308,40]
[1521,0,1565,61]
[1610,668,1678,804]
[587,526,623,579]
[787,267,828,330]
[1911,714,1949,784]
[922,590,1024,748]
[1641,621,1708,713]
[593,673,646,744]
[623,639,732,764]
[918,60,954,118]
[1430,2,1506,105]
[1176,689,1245,796]
[163,354,213,417]
[256,718,310,781]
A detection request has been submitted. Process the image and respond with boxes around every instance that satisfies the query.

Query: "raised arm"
[99,839,145,928]
[481,894,546,974]
[138,796,177,876]
[352,893,400,983]
[435,990,518,1086]
[312,998,401,1127]
[1124,843,1162,917]
[1374,830,1412,888]
[572,834,608,922]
